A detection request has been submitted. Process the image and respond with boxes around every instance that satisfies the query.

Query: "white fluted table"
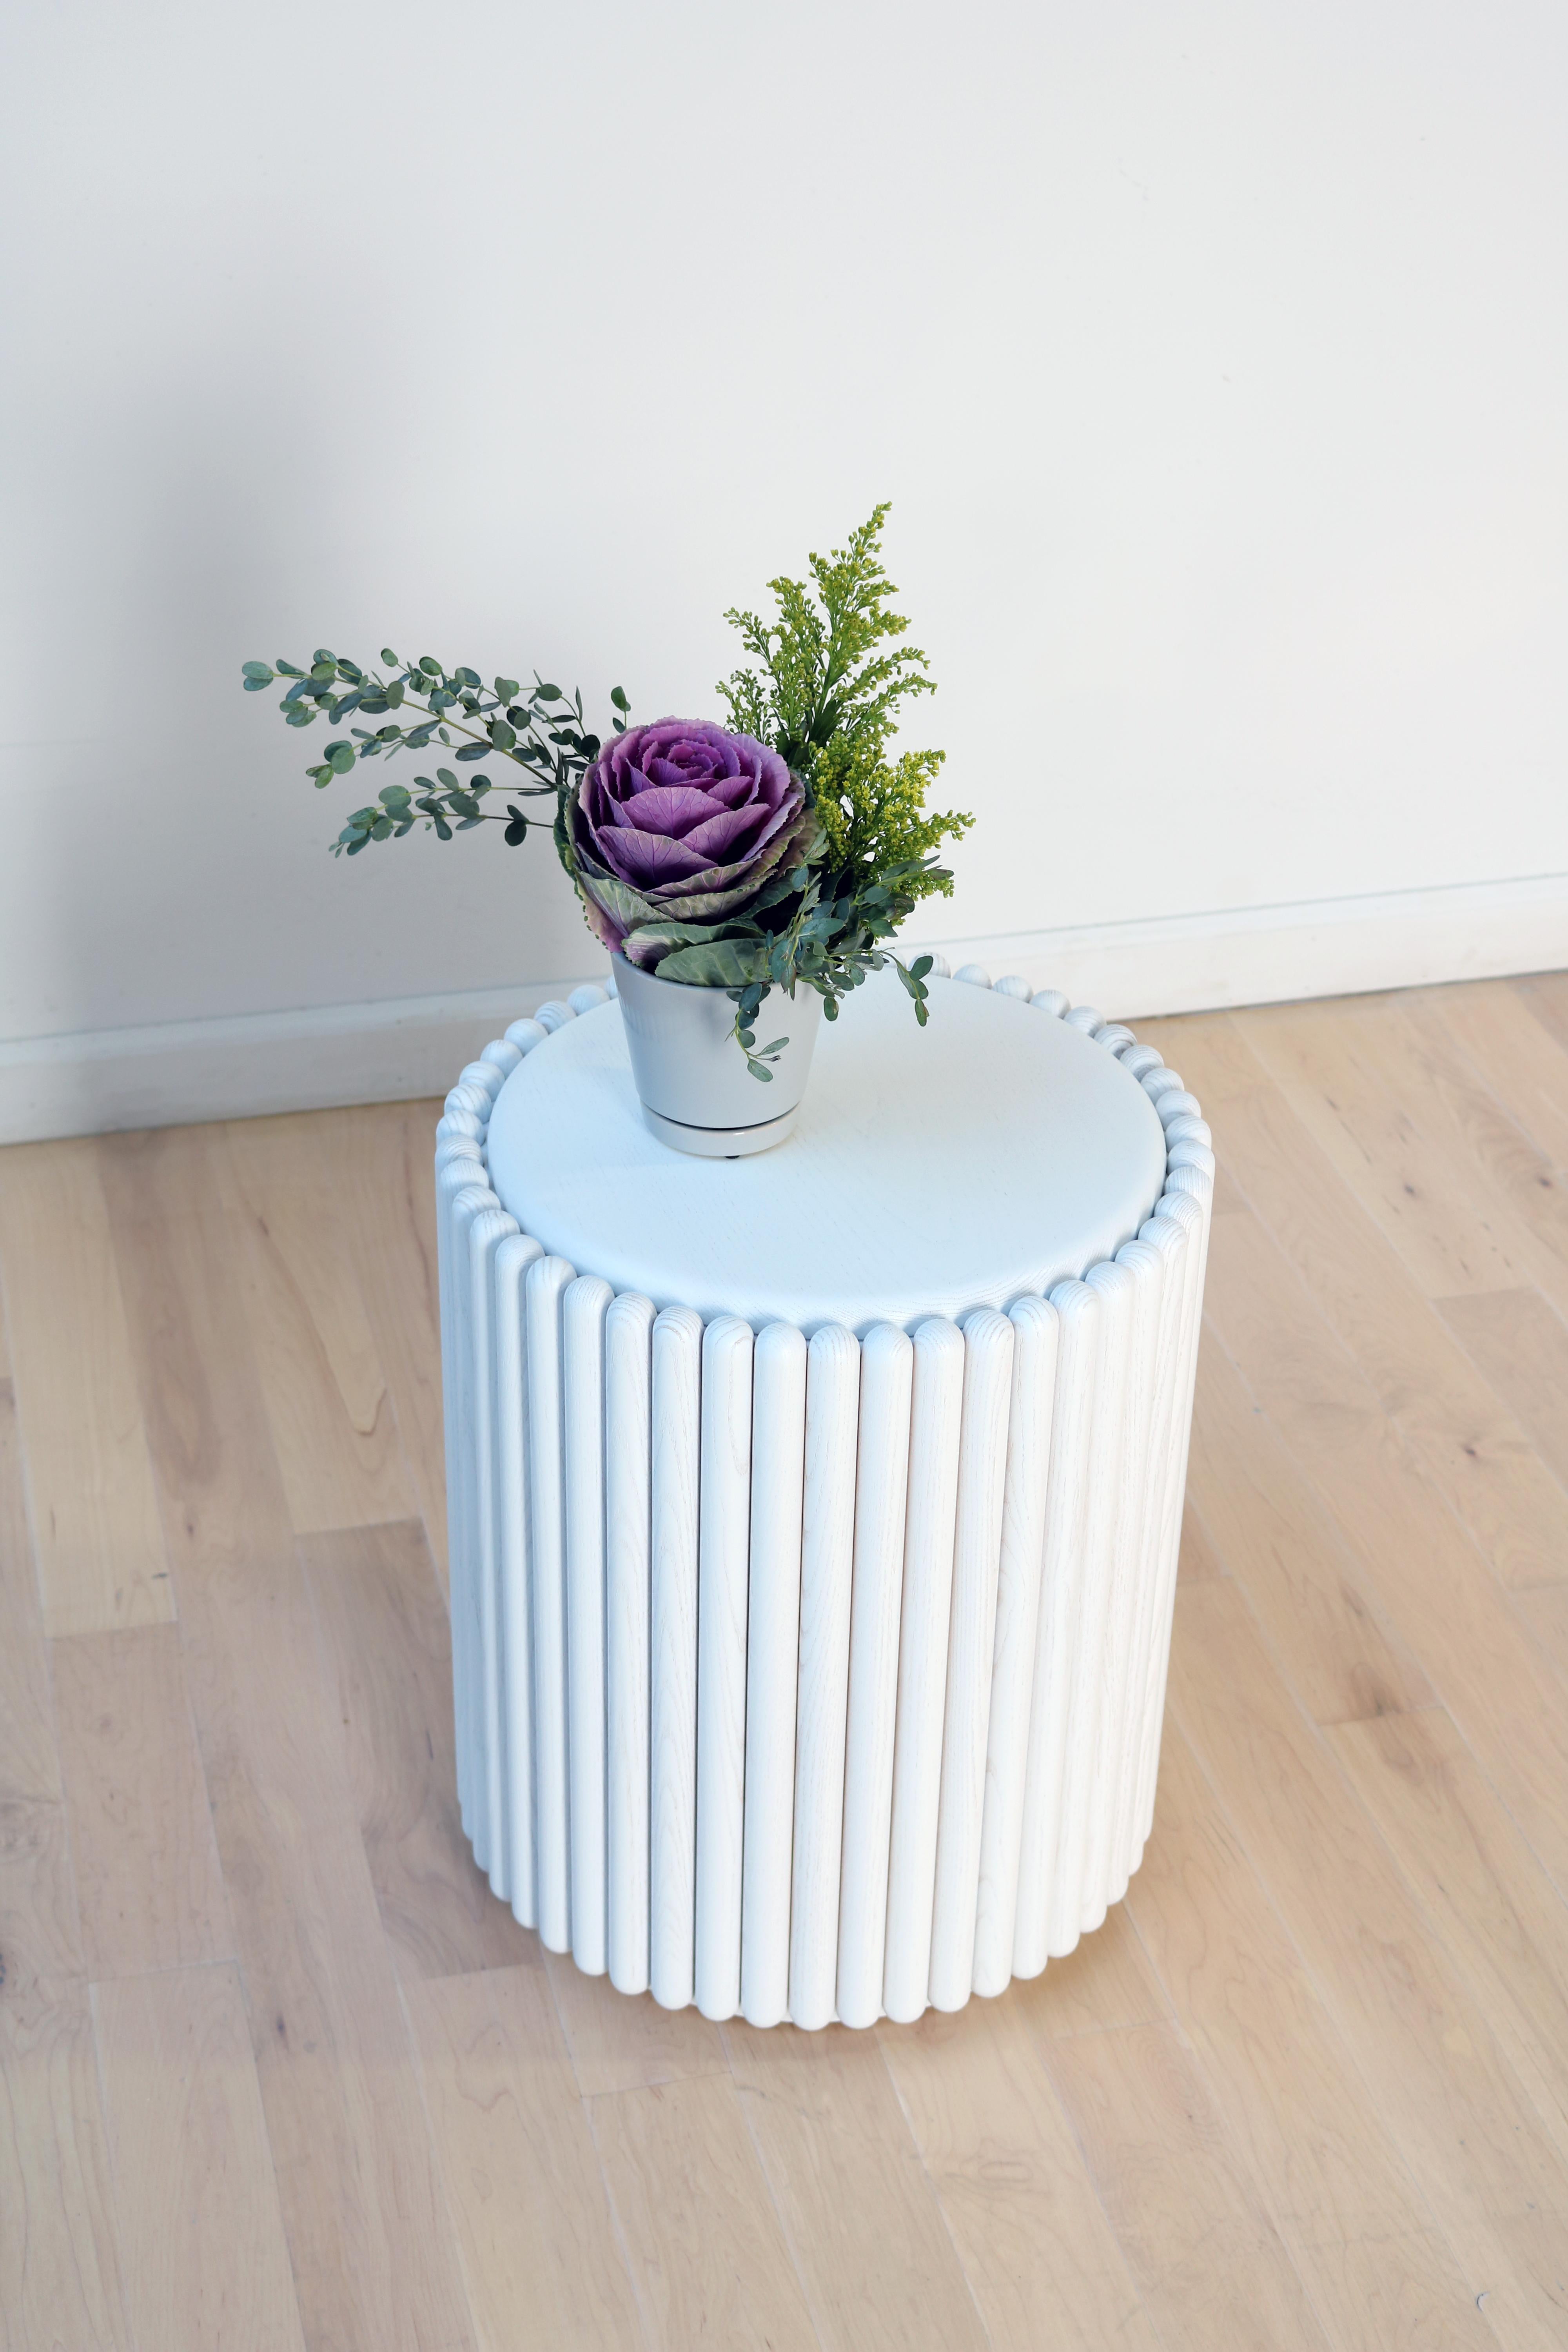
[435,962,1214,2029]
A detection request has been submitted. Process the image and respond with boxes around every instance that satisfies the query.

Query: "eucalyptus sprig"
[240,648,628,856]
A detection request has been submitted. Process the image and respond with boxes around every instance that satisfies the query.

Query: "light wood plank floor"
[3,973,1567,2352]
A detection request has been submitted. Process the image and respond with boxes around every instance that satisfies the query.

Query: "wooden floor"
[3,975,1568,2351]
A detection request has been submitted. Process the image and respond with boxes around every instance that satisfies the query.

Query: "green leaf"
[909,954,933,980]
[504,819,528,846]
[454,666,481,688]
[358,695,389,716]
[655,937,771,988]
[436,768,458,788]
[454,744,489,762]
[378,784,411,808]
[386,681,405,708]
[446,791,481,819]
[488,719,516,752]
[326,741,356,773]
[745,1060,775,1083]
[275,659,305,678]
[535,682,562,701]
[285,707,316,728]
[381,647,399,665]
[495,676,520,702]
[242,676,270,691]
[313,647,336,664]
[370,816,393,840]
[610,684,630,711]
[432,816,452,840]
[622,918,763,956]
[418,655,442,675]
[242,660,274,681]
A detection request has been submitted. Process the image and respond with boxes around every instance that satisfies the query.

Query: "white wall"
[3,0,1565,1136]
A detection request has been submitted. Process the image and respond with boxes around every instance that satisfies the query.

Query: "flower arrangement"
[241,506,971,1080]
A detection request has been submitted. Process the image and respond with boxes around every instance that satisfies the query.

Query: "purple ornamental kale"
[568,718,811,966]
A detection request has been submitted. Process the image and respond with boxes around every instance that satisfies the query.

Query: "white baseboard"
[923,869,1568,1025]
[3,871,1565,1144]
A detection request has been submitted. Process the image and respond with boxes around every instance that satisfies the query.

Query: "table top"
[484,969,1169,1331]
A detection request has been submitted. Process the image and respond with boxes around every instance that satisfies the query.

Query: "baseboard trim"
[922,869,1568,1024]
[4,870,1565,1143]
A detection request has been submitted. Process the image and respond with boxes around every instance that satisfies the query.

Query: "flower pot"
[611,953,824,1157]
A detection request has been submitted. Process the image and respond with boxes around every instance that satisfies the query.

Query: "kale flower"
[568,718,811,967]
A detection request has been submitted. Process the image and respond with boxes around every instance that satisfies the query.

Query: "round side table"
[434,964,1214,2029]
